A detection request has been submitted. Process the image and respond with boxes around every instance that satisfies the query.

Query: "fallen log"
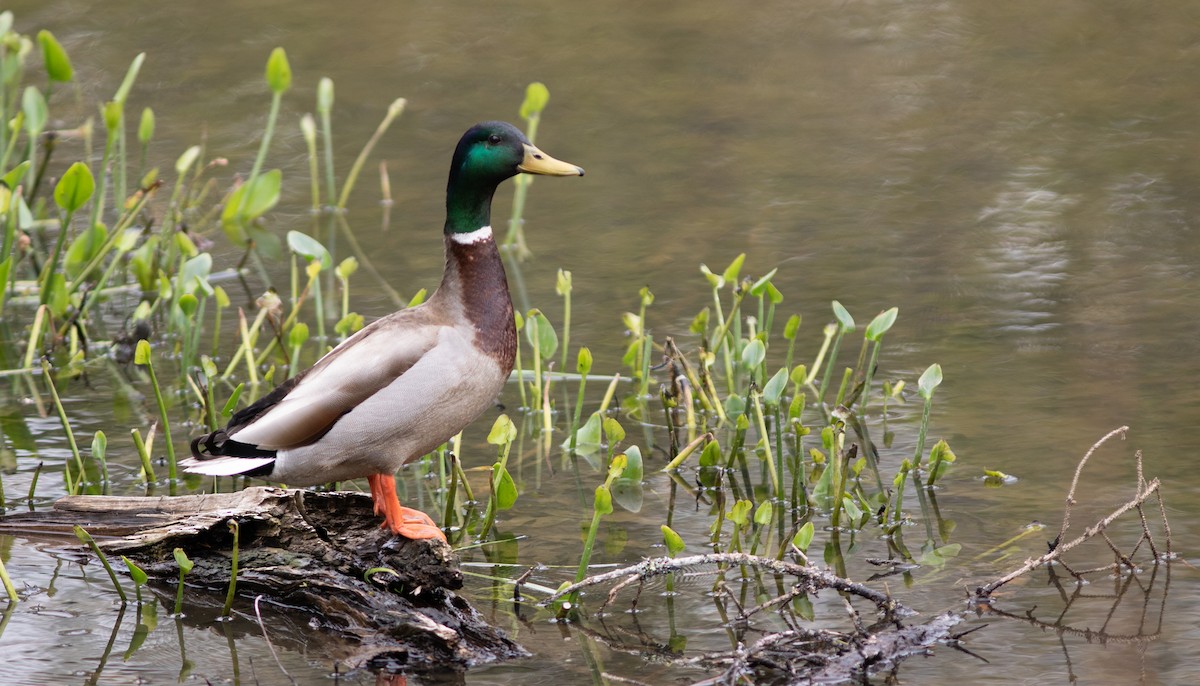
[0,486,526,671]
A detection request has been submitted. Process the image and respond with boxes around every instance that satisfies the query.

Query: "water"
[3,0,1200,683]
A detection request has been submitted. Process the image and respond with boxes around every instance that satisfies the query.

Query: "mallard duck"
[183,121,583,541]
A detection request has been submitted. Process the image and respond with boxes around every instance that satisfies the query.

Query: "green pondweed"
[504,82,551,258]
[569,451,629,605]
[221,520,240,619]
[478,415,518,541]
[172,547,193,616]
[74,525,127,603]
[134,340,176,481]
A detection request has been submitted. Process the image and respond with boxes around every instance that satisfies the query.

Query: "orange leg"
[365,473,446,542]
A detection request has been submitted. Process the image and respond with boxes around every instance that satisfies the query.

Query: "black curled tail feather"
[189,429,277,461]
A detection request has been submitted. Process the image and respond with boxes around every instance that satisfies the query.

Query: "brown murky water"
[3,0,1200,683]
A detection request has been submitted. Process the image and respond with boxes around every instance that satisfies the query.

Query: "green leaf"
[112,52,145,104]
[917,363,943,399]
[336,256,359,280]
[841,495,863,524]
[335,313,364,337]
[177,293,199,316]
[619,445,643,481]
[406,288,427,307]
[555,268,572,296]
[44,272,68,318]
[740,338,766,371]
[288,322,309,349]
[699,439,722,467]
[722,253,746,285]
[22,87,48,137]
[593,485,613,516]
[728,499,752,526]
[64,222,108,279]
[493,464,518,510]
[762,367,788,406]
[748,268,778,296]
[566,411,604,453]
[519,82,550,120]
[2,160,31,189]
[102,100,123,132]
[121,556,148,586]
[54,162,95,213]
[753,500,774,526]
[173,547,194,574]
[134,339,152,366]
[724,393,746,420]
[265,47,292,94]
[699,263,724,290]
[606,453,627,480]
[690,307,710,335]
[792,521,815,551]
[286,230,332,270]
[639,285,655,307]
[225,169,282,223]
[524,310,558,361]
[37,30,74,83]
[487,414,517,445]
[602,416,625,446]
[865,307,898,342]
[91,430,107,462]
[576,346,593,375]
[222,383,245,418]
[178,253,212,296]
[175,145,201,176]
[661,525,685,557]
[138,107,155,144]
[831,300,855,332]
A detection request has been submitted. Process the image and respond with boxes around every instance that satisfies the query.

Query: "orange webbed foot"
[366,473,447,542]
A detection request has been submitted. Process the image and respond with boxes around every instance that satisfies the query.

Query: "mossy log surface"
[0,486,527,671]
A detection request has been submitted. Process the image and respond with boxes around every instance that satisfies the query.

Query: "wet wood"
[0,486,527,672]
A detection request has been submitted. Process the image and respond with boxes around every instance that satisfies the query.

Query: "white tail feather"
[181,456,275,477]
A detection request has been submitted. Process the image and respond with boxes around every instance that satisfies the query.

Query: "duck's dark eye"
[487,134,502,145]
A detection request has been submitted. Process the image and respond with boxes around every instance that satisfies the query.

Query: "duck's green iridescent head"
[445,121,583,234]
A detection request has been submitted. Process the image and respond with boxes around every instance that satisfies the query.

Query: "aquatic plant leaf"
[2,160,31,189]
[619,445,643,481]
[406,288,427,307]
[336,256,358,280]
[762,367,788,406]
[175,145,201,176]
[525,310,558,360]
[841,496,863,524]
[287,322,309,349]
[699,439,722,467]
[138,107,155,144]
[24,88,50,139]
[493,464,518,510]
[612,478,643,513]
[286,230,331,269]
[661,525,685,557]
[865,307,899,341]
[728,499,752,526]
[265,47,291,94]
[593,485,613,516]
[556,268,572,295]
[121,556,148,587]
[783,313,801,340]
[37,30,73,83]
[178,253,212,296]
[566,411,604,454]
[831,300,855,332]
[53,162,95,213]
[112,52,145,104]
[722,253,746,284]
[177,293,198,316]
[792,521,815,552]
[918,363,943,399]
[741,338,766,371]
[519,82,550,120]
[44,272,68,318]
[173,547,194,574]
[748,268,778,296]
[753,500,773,526]
[64,222,107,279]
[576,346,593,375]
[602,416,625,446]
[487,414,517,446]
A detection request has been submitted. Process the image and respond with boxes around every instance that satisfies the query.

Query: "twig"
[1054,426,1127,549]
[976,477,1160,597]
[542,553,912,617]
[254,594,297,685]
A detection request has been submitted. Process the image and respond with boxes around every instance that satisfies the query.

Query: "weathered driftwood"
[0,486,526,671]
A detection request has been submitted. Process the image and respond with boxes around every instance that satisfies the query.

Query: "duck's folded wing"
[229,317,443,449]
